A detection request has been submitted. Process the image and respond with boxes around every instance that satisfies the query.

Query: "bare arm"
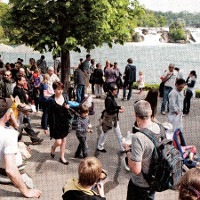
[127,152,142,175]
[5,154,42,198]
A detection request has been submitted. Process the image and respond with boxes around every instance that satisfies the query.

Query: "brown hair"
[52,81,64,90]
[179,168,200,200]
[144,89,158,119]
[78,157,102,186]
[79,104,89,114]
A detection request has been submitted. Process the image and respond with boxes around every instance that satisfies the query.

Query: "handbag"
[159,82,165,98]
[159,74,173,97]
[89,73,95,84]
[116,76,123,88]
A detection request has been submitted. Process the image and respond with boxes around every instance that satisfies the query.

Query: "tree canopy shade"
[3,0,138,84]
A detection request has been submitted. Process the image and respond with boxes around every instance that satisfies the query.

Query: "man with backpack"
[123,100,182,200]
[122,58,136,101]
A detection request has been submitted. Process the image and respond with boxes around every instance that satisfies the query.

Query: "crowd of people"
[0,54,199,200]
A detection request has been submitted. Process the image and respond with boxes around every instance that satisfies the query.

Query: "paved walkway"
[1,89,199,200]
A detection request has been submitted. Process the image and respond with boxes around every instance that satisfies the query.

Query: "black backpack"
[140,124,183,192]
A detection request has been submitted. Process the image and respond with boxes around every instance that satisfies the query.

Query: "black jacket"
[105,92,121,115]
[124,64,136,83]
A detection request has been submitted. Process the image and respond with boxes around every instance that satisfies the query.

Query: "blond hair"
[78,157,102,186]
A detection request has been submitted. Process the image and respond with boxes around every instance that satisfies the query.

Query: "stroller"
[173,129,200,169]
[68,94,95,130]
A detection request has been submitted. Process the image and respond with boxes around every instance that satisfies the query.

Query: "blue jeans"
[76,85,85,103]
[123,81,133,100]
[161,86,173,112]
[127,179,155,200]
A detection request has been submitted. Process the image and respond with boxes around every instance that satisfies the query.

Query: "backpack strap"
[139,123,166,147]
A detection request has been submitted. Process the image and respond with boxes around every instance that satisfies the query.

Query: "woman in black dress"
[47,81,71,165]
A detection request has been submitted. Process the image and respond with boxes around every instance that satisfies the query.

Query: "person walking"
[160,64,177,115]
[183,70,197,115]
[74,104,93,159]
[122,58,136,101]
[97,83,125,153]
[13,75,43,145]
[47,81,71,165]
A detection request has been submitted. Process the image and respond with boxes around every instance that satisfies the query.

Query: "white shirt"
[162,70,177,88]
[0,127,19,169]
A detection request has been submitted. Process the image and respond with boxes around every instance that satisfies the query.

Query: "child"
[137,71,145,94]
[75,104,92,159]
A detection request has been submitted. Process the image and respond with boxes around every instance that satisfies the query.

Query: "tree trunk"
[61,49,70,91]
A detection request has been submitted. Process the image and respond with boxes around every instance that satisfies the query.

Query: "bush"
[195,90,200,98]
[133,82,159,90]
[133,82,200,98]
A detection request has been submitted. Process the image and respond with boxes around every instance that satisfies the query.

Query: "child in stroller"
[173,129,200,169]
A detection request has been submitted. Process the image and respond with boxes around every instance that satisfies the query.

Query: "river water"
[1,42,200,89]
[70,43,200,89]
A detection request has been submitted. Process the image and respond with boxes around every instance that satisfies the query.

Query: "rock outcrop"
[132,28,196,44]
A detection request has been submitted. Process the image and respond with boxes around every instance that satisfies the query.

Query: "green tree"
[0,2,8,40]
[169,19,187,42]
[3,0,136,85]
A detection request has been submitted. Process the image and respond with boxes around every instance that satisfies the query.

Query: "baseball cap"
[0,98,12,118]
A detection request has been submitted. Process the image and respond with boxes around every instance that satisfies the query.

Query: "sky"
[139,0,200,13]
[2,0,200,13]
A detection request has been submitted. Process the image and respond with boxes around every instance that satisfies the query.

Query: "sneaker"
[97,148,107,153]
[32,138,43,145]
[123,157,130,171]
[161,111,166,115]
[121,98,126,101]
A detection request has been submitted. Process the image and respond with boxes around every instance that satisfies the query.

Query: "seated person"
[62,157,106,200]
[0,97,41,198]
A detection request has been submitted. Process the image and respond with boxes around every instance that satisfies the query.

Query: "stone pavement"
[0,90,200,200]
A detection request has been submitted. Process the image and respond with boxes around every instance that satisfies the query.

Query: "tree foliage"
[169,19,187,41]
[0,2,8,39]
[136,9,166,27]
[3,0,137,84]
[155,11,200,27]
